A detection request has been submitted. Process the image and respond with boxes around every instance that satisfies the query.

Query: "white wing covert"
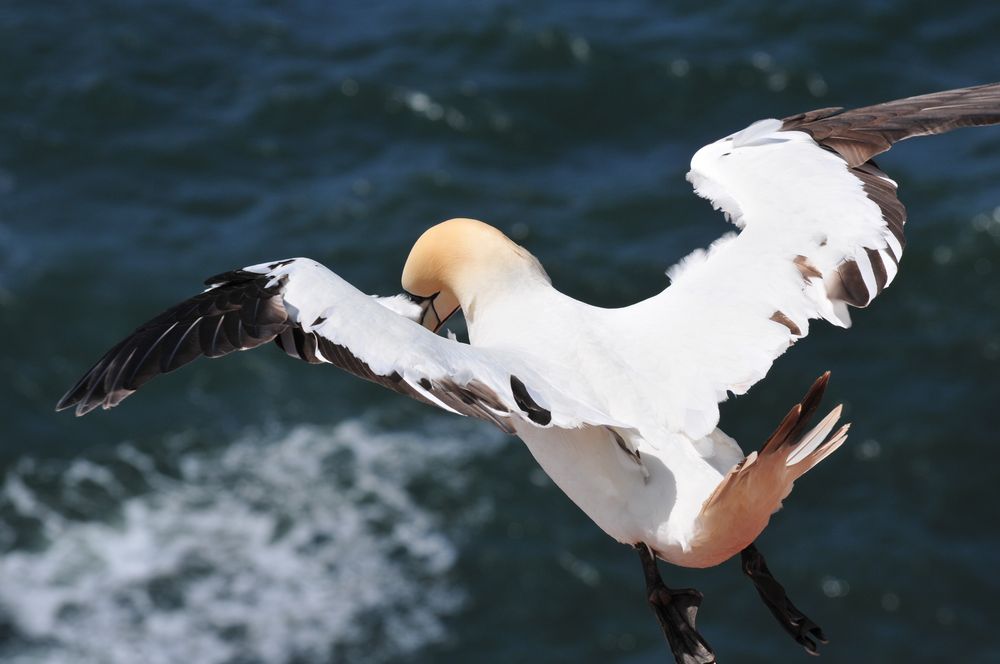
[636,83,1000,440]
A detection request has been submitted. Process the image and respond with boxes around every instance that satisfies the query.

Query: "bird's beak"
[404,290,459,333]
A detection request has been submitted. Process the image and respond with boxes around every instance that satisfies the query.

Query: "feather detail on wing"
[780,82,1000,167]
[641,82,1000,439]
[56,258,624,434]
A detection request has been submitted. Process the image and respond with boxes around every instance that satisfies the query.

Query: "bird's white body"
[515,423,736,566]
[465,276,739,565]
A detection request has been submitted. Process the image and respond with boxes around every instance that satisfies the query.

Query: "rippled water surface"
[2,2,999,662]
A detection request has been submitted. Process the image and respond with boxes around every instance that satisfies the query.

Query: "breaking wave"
[0,419,502,664]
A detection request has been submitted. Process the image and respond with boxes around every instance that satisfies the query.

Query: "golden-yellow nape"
[401,218,545,332]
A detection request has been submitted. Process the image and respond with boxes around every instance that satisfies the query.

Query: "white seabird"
[58,83,1000,663]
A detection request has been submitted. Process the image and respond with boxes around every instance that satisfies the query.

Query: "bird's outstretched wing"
[56,258,622,433]
[633,82,1000,439]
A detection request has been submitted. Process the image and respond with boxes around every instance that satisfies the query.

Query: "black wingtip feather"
[57,270,291,416]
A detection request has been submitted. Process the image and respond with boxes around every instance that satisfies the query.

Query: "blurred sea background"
[2,1,999,662]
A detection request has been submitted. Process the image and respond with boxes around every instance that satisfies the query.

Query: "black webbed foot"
[741,542,827,655]
[636,544,716,664]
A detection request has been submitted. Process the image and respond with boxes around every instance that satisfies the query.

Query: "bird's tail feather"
[689,373,849,567]
[758,371,850,478]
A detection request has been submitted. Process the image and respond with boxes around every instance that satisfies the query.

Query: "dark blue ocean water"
[1,2,999,662]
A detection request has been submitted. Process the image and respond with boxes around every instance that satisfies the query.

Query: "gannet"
[58,83,1000,663]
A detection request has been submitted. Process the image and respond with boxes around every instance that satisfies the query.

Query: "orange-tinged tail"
[689,373,850,567]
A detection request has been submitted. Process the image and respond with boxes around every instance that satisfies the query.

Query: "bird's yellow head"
[401,218,547,331]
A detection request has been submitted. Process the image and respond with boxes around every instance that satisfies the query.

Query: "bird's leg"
[740,542,827,655]
[635,543,716,664]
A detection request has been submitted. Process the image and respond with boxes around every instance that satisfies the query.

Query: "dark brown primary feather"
[782,82,1000,308]
[57,266,518,433]
[824,160,904,308]
[781,82,1000,168]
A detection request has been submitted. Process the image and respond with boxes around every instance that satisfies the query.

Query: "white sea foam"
[0,419,503,663]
